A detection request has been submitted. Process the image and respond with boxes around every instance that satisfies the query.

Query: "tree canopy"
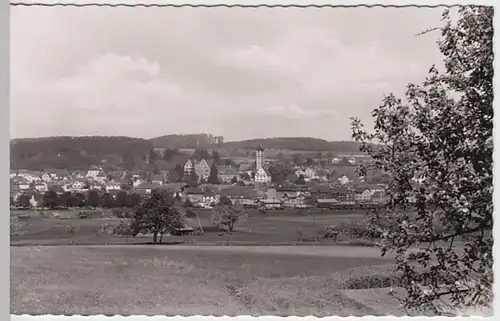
[351,7,493,315]
[129,191,186,244]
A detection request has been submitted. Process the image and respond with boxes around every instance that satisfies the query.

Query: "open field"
[11,245,392,315]
[11,209,369,246]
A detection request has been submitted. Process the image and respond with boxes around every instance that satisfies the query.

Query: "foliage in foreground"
[351,7,493,314]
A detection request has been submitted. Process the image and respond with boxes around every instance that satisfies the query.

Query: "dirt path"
[20,244,391,259]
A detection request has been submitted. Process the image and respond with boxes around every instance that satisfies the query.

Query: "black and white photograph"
[9,2,494,317]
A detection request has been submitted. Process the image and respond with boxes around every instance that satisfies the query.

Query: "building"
[134,182,162,195]
[185,187,204,204]
[85,166,102,179]
[106,180,122,193]
[184,159,195,175]
[254,145,271,184]
[354,187,372,202]
[194,159,212,182]
[151,174,165,186]
[331,187,355,203]
[255,167,271,184]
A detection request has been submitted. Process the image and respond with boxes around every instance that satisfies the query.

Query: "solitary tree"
[351,7,493,315]
[129,192,186,244]
[210,203,248,233]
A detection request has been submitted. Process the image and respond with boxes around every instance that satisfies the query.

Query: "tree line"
[11,190,143,210]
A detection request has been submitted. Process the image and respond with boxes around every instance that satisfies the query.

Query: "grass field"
[11,245,392,315]
[11,208,400,315]
[10,209,369,246]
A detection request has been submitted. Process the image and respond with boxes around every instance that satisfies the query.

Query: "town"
[10,144,400,213]
[9,4,492,318]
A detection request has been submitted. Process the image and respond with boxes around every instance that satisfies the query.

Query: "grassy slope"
[11,246,390,316]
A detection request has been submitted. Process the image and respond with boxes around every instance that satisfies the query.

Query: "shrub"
[323,225,340,240]
[335,265,403,290]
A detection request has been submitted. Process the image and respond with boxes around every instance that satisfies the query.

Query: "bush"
[323,225,340,239]
[335,265,403,290]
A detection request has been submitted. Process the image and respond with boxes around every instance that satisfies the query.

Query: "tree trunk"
[153,232,158,244]
[159,232,164,244]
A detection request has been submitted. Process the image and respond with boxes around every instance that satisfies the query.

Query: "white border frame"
[5,0,498,320]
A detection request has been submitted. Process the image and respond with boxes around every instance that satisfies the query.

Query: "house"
[254,167,271,184]
[275,187,311,200]
[347,157,356,165]
[260,198,283,210]
[310,185,331,199]
[86,166,102,179]
[217,166,239,183]
[195,159,213,181]
[337,175,351,185]
[106,180,122,193]
[184,187,204,204]
[18,179,31,191]
[134,182,162,195]
[133,179,146,188]
[354,187,372,202]
[151,174,165,186]
[71,180,87,192]
[372,191,390,204]
[41,172,52,182]
[304,167,319,181]
[331,157,340,164]
[95,172,107,184]
[201,189,219,208]
[89,182,104,191]
[184,159,195,174]
[330,187,355,203]
[295,169,306,177]
[282,192,307,208]
[220,186,257,206]
[34,182,48,192]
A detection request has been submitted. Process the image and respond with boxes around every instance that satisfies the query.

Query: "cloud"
[264,104,329,119]
[10,7,445,140]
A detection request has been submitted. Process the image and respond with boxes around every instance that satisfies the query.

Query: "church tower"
[256,144,264,170]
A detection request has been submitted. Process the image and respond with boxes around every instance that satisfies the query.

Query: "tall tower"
[256,144,264,170]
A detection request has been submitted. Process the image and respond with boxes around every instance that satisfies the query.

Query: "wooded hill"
[10,136,153,170]
[150,134,365,153]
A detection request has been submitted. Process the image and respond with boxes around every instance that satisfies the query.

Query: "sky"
[10,6,446,141]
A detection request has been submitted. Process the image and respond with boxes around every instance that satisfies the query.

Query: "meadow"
[11,208,405,316]
[10,208,370,246]
[11,245,397,315]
